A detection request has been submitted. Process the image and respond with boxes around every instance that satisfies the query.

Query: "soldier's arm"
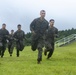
[13,32,18,41]
[47,22,49,29]
[44,22,49,39]
[23,31,26,39]
[30,19,36,34]
[44,29,48,40]
[7,30,9,35]
[5,30,9,39]
[55,28,59,38]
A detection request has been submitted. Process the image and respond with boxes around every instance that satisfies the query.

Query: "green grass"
[0,42,76,75]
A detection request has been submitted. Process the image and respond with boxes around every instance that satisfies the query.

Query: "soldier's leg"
[16,49,19,57]
[47,43,54,59]
[1,43,6,58]
[0,44,2,56]
[19,40,25,51]
[31,39,38,51]
[0,46,3,56]
[37,47,43,62]
[10,43,14,56]
[8,44,11,54]
[37,39,44,64]
[44,41,52,56]
[44,47,49,56]
[10,48,12,56]
[31,34,38,51]
[0,48,1,56]
[16,43,20,57]
[44,41,51,56]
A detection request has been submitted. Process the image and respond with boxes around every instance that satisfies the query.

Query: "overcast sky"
[0,0,76,33]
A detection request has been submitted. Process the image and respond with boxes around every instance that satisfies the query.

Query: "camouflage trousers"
[8,41,14,55]
[0,42,6,57]
[45,40,54,58]
[16,40,25,57]
[31,34,44,62]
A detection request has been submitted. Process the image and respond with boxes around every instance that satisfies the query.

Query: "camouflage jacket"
[14,30,25,41]
[45,26,58,42]
[0,29,9,42]
[30,17,49,37]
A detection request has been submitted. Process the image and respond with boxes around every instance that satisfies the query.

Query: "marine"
[8,30,15,57]
[0,23,9,58]
[30,10,49,64]
[44,19,58,59]
[14,24,25,57]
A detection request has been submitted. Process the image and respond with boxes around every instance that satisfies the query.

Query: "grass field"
[0,42,76,75]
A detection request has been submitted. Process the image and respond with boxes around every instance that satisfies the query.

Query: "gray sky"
[0,0,76,33]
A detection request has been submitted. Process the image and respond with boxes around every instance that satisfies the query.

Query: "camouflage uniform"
[0,36,2,56]
[14,30,25,57]
[44,26,58,59]
[30,17,49,62]
[8,34,15,56]
[0,29,9,58]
